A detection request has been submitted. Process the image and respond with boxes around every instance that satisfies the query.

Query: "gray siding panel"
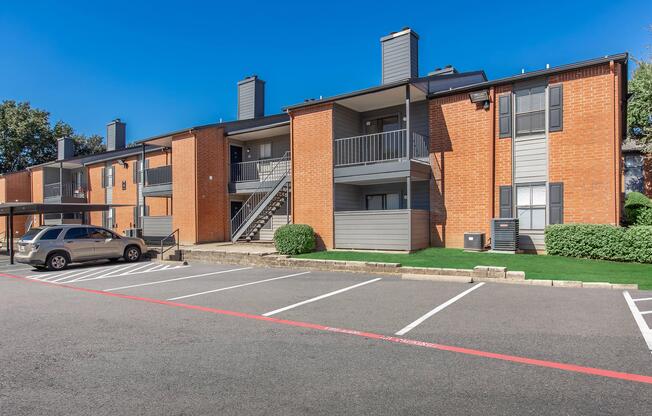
[259,215,290,241]
[513,135,547,183]
[335,210,410,250]
[381,32,418,84]
[142,216,173,237]
[333,104,361,139]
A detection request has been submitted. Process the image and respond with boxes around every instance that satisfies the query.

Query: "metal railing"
[334,129,430,167]
[145,165,172,186]
[230,156,289,183]
[43,182,87,199]
[231,152,291,239]
[160,228,179,258]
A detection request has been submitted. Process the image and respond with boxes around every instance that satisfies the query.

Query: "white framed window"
[259,142,272,159]
[515,86,546,136]
[516,184,547,230]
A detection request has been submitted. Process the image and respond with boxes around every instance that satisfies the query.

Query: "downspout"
[489,87,496,223]
[610,60,619,225]
[285,109,294,226]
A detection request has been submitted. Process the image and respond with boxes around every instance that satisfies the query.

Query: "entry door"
[231,201,244,219]
[230,145,243,181]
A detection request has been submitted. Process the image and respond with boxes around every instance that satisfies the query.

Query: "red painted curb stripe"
[3,272,652,385]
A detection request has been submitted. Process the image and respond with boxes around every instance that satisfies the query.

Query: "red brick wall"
[87,164,104,226]
[290,104,334,250]
[172,134,197,244]
[0,171,31,238]
[548,62,622,225]
[429,61,624,248]
[30,168,43,226]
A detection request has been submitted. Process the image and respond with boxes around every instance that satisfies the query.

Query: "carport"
[0,202,131,264]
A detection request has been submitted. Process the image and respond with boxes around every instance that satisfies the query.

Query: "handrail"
[160,228,179,257]
[231,151,291,240]
[333,129,430,167]
[43,182,87,199]
[230,156,286,183]
[145,165,172,186]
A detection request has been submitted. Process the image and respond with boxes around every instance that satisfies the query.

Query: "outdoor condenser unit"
[463,232,485,251]
[491,218,519,252]
[124,228,143,239]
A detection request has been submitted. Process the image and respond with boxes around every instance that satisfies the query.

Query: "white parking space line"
[641,311,652,315]
[623,291,652,354]
[66,263,145,283]
[39,269,82,281]
[395,283,486,336]
[107,267,254,292]
[167,271,311,301]
[633,297,652,302]
[71,263,189,284]
[262,277,381,317]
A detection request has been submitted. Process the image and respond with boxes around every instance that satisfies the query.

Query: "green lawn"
[295,248,652,289]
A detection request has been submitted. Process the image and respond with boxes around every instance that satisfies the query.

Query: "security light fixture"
[469,90,489,103]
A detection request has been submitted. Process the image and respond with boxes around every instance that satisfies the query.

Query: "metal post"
[8,207,14,265]
[406,176,412,209]
[59,161,63,198]
[405,84,411,160]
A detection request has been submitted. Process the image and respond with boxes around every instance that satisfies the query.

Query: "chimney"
[427,65,458,77]
[57,137,75,160]
[106,119,126,151]
[380,27,419,84]
[237,75,265,120]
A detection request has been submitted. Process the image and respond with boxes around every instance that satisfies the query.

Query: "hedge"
[545,224,652,263]
[624,192,652,226]
[274,224,316,255]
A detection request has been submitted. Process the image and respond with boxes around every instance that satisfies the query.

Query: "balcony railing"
[230,156,290,183]
[334,129,430,167]
[43,182,87,199]
[145,165,172,186]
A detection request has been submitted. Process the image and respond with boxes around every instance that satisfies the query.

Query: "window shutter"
[111,167,116,187]
[498,94,512,138]
[499,186,513,218]
[101,210,107,227]
[549,182,564,224]
[133,161,139,183]
[549,84,563,132]
[101,168,106,188]
[144,205,150,216]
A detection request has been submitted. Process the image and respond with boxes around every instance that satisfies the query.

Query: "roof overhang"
[227,121,290,141]
[0,203,132,216]
[335,84,426,112]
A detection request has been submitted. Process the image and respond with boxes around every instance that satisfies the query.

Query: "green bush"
[624,192,652,225]
[545,224,652,263]
[274,224,316,255]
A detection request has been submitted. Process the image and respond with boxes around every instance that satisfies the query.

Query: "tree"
[628,59,652,144]
[0,100,105,174]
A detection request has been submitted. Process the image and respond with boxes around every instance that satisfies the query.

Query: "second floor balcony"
[43,182,87,203]
[333,129,431,183]
[229,154,291,193]
[143,165,172,196]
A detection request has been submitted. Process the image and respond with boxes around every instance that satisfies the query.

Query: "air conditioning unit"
[124,228,143,238]
[463,232,485,251]
[491,218,519,252]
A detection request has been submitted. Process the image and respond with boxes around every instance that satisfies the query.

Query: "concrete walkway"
[181,241,277,255]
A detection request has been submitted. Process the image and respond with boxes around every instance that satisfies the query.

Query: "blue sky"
[1,0,650,143]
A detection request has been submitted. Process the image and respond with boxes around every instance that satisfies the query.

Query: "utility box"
[491,218,519,252]
[124,228,143,239]
[463,232,485,251]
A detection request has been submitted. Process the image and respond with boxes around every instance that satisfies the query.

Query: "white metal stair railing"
[25,216,33,232]
[231,152,291,242]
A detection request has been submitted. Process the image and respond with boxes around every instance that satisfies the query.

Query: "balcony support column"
[405,84,411,160]
[59,161,63,199]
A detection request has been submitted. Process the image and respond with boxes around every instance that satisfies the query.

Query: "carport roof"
[0,202,131,216]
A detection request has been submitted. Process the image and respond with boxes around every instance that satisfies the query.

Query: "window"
[365,193,401,210]
[20,228,44,241]
[259,142,272,159]
[624,154,644,193]
[88,228,114,239]
[64,227,89,240]
[40,228,63,240]
[516,184,547,230]
[515,86,546,136]
[365,115,400,134]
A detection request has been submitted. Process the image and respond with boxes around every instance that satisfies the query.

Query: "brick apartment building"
[1,28,628,253]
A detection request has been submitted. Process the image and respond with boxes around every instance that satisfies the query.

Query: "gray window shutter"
[499,186,513,218]
[101,168,106,188]
[549,182,564,224]
[133,161,139,183]
[144,205,150,216]
[549,85,563,132]
[111,167,116,187]
[498,94,512,138]
[101,210,107,227]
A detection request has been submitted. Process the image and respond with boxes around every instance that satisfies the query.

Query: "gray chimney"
[380,28,419,84]
[57,137,75,160]
[237,76,265,120]
[106,119,126,151]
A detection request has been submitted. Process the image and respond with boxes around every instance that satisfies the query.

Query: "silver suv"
[15,225,147,270]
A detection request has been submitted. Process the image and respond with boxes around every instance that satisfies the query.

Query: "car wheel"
[47,253,68,271]
[124,246,141,263]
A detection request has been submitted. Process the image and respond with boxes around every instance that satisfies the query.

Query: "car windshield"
[19,227,45,241]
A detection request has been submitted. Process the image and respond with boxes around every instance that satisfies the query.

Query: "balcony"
[143,165,172,196]
[43,182,87,203]
[229,155,291,193]
[333,129,431,183]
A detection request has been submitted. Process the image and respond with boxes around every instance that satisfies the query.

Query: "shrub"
[274,224,316,255]
[624,192,652,225]
[545,224,652,263]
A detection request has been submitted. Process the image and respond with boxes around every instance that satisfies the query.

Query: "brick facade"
[0,170,32,238]
[430,61,624,249]
[290,104,334,249]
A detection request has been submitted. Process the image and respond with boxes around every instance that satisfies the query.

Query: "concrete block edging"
[179,249,638,290]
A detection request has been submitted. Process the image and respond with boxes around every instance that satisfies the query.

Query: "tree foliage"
[628,60,652,144]
[0,100,105,174]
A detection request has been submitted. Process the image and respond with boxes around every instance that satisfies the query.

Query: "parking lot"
[1,255,651,415]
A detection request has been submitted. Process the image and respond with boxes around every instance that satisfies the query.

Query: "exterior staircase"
[231,152,291,243]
